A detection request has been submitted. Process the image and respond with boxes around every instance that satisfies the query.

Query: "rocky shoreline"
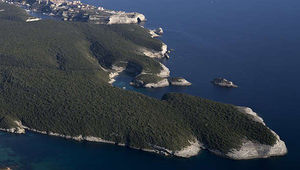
[0,106,287,160]
[169,77,192,86]
[0,120,201,158]
[107,37,191,88]
[140,42,169,59]
[224,107,287,159]
[6,0,189,89]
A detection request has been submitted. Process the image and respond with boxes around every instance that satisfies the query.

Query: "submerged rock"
[212,77,238,88]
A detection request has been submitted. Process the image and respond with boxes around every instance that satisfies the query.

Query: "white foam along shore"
[223,106,288,160]
[0,120,202,158]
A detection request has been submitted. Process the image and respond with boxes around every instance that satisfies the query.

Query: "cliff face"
[0,120,25,134]
[108,12,146,24]
[225,107,287,159]
[141,43,168,59]
[143,78,169,88]
[226,135,287,159]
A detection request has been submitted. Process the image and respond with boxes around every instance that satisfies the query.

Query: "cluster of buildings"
[3,0,109,23]
[38,0,109,23]
[3,0,146,24]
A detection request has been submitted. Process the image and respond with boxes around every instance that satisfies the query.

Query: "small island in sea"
[212,77,238,88]
[0,0,287,160]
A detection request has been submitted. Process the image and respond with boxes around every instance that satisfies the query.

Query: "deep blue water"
[1,0,300,169]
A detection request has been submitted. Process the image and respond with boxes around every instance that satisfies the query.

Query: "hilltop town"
[1,0,146,24]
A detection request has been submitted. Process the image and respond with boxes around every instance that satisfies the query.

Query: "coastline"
[0,106,287,160]
[224,107,287,160]
[0,0,288,162]
[6,0,187,89]
[0,121,201,158]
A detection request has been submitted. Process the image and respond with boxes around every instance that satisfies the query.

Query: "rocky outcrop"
[131,76,193,88]
[149,27,164,38]
[107,12,146,24]
[143,78,169,88]
[155,27,164,35]
[130,75,169,88]
[212,77,238,88]
[169,77,192,86]
[0,121,25,134]
[130,65,193,88]
[0,127,25,134]
[130,63,171,88]
[157,63,170,78]
[226,134,287,160]
[141,43,168,59]
[224,107,287,159]
[108,65,126,84]
[149,30,159,38]
[174,140,202,158]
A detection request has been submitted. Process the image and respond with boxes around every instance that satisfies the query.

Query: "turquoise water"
[1,0,300,169]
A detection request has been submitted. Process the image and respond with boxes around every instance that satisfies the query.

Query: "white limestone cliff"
[157,63,170,78]
[0,121,25,134]
[108,65,126,84]
[169,78,192,86]
[141,43,168,59]
[144,78,169,88]
[224,107,288,159]
[108,12,146,24]
[149,27,164,38]
[174,139,202,158]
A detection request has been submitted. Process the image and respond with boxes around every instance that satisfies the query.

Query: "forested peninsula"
[0,2,287,159]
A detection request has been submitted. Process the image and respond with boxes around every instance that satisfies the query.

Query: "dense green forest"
[0,3,276,154]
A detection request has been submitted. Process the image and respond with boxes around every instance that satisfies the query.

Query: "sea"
[1,0,300,169]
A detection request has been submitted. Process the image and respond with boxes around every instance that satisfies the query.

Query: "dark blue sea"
[1,0,300,169]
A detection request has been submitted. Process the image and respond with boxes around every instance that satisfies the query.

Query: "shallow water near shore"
[1,0,300,169]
